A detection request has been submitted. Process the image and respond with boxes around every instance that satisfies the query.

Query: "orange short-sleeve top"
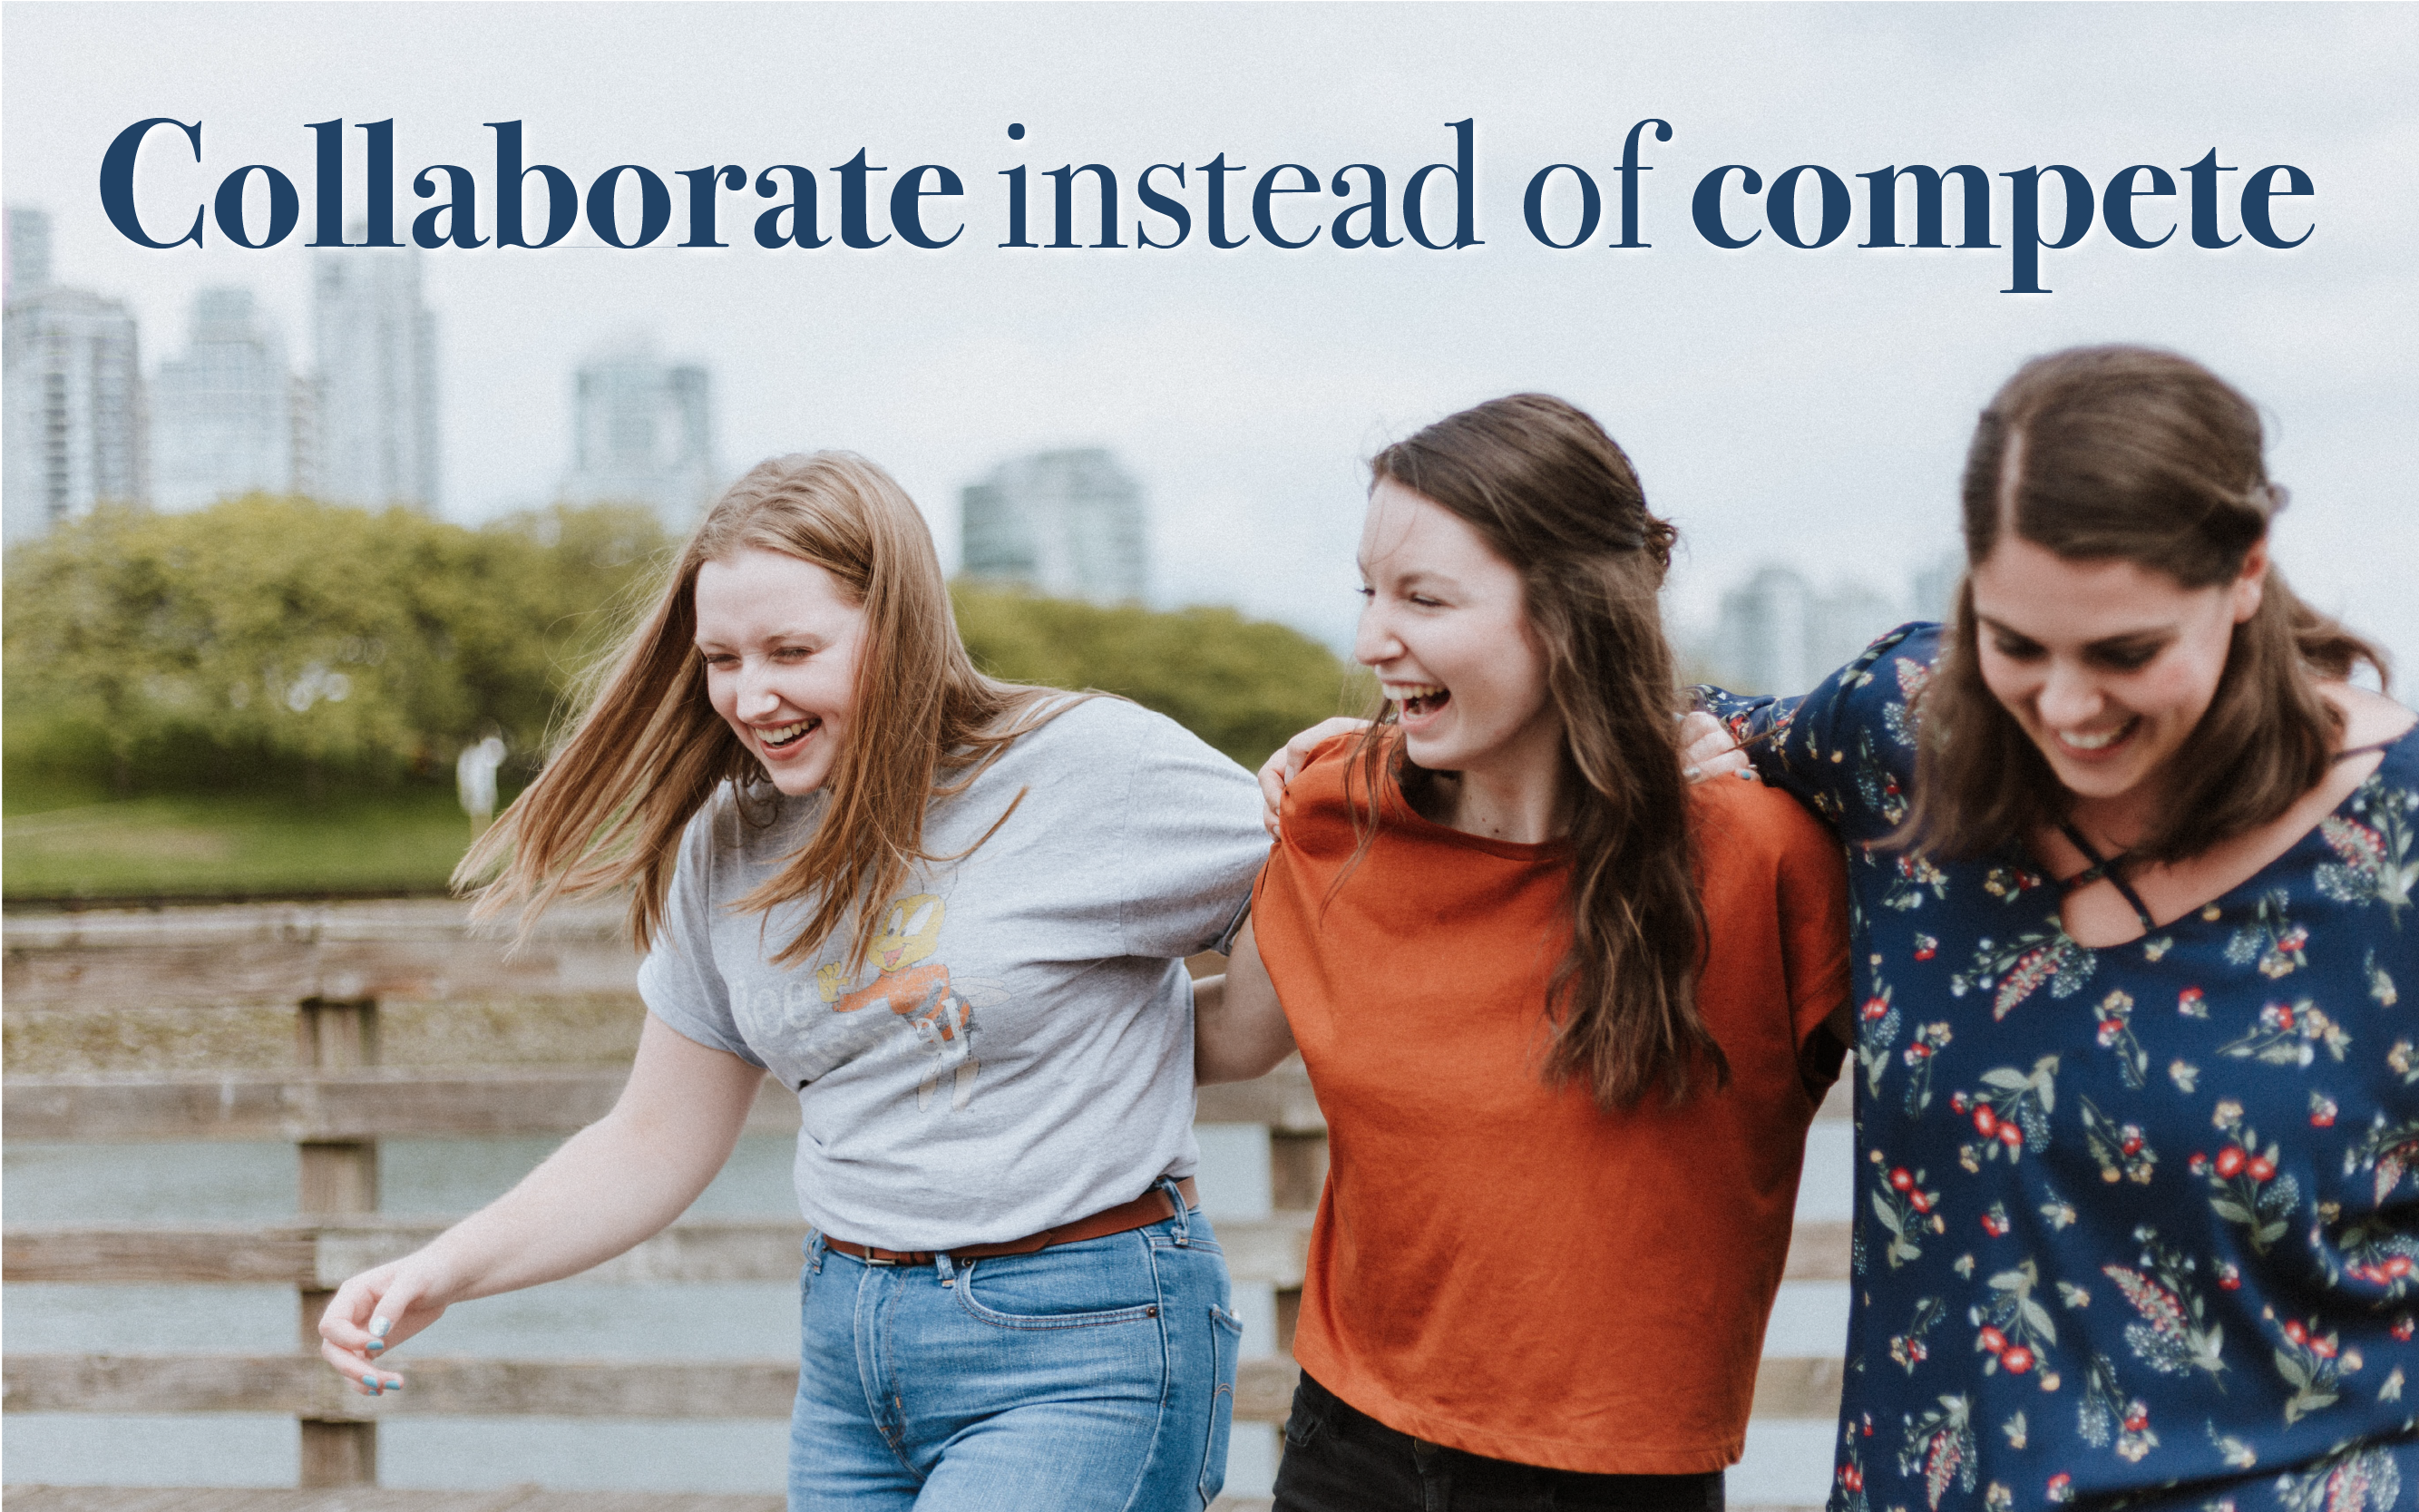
[1251,737,1851,1475]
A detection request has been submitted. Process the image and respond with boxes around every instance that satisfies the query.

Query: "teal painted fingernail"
[366,1340,385,1352]
[384,1379,403,1390]
[361,1374,379,1389]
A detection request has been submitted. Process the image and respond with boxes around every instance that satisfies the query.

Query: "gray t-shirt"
[639,695,1269,1252]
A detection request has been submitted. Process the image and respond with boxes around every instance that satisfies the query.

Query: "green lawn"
[3,778,490,902]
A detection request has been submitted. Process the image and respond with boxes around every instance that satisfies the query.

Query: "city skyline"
[5,228,1954,674]
[2,206,147,543]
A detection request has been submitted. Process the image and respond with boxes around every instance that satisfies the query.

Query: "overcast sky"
[6,2,2414,673]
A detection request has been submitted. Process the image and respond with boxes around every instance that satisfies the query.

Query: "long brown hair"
[1345,394,1717,1109]
[459,452,1068,964]
[1905,346,2389,862]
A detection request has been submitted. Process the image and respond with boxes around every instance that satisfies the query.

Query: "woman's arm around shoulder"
[1692,620,1942,841]
[317,1014,766,1394]
[1194,919,1296,1085]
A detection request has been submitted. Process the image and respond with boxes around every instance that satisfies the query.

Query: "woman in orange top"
[1195,394,1852,1510]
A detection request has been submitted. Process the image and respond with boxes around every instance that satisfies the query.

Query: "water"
[4,1123,1848,1503]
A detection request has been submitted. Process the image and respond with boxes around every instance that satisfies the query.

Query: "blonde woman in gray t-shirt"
[317,452,1270,1510]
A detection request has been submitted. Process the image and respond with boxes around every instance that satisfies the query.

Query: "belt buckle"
[861,1254,898,1266]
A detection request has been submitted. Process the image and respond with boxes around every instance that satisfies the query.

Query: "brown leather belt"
[821,1176,1201,1265]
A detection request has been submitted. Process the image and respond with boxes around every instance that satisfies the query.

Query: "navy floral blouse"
[1701,622,2418,1512]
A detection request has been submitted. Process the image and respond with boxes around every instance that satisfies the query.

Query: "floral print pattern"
[1702,624,2419,1510]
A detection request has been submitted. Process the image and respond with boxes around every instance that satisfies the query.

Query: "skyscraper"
[151,288,296,512]
[312,244,439,512]
[1713,564,1818,696]
[1712,564,1917,694]
[960,449,1147,604]
[3,207,148,544]
[558,343,717,524]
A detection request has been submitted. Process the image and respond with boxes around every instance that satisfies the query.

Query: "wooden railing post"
[1268,1127,1326,1357]
[296,995,379,1488]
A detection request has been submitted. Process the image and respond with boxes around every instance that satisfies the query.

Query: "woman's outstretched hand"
[308,1016,768,1402]
[317,1253,456,1397]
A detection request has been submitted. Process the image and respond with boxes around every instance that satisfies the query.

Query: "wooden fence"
[2,901,1848,1507]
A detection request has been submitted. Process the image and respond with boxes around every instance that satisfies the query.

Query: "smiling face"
[693,546,868,796]
[1354,478,1561,787]
[1969,532,2266,834]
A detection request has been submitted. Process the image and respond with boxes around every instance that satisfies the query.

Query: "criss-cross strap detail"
[2057,821,2157,932]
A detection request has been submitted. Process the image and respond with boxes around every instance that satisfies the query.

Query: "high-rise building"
[1712,565,1907,694]
[6,204,52,302]
[558,344,717,524]
[1910,549,1964,627]
[3,207,148,544]
[1713,565,1817,696]
[960,449,1147,604]
[312,245,439,512]
[151,288,296,512]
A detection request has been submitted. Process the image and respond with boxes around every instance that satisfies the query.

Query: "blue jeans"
[790,1180,1243,1511]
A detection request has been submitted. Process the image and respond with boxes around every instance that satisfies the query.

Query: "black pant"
[1273,1371,1725,1512]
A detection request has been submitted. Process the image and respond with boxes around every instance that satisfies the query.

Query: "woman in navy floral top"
[1698,347,2417,1511]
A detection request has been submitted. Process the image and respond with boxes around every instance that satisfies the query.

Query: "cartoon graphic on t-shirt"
[815,893,989,1112]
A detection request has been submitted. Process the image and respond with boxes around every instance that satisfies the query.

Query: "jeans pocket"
[953,1234,1164,1331]
[1198,1303,1244,1507]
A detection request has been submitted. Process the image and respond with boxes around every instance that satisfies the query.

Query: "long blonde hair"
[459,452,1069,964]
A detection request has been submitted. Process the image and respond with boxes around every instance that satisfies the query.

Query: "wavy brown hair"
[458,452,1069,965]
[1905,346,2389,863]
[1343,394,1717,1109]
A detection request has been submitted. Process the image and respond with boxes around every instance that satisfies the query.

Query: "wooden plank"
[3,901,639,1010]
[1,1349,1838,1428]
[1,938,645,1012]
[1214,1211,1312,1289]
[1781,1220,1850,1282]
[0,1488,787,1512]
[2,1224,320,1283]
[0,1494,1280,1512]
[0,1070,803,1142]
[3,1351,1321,1424]
[1196,1059,1322,1133]
[1234,1356,1299,1423]
[1751,1354,1845,1419]
[299,1417,376,1488]
[1,1065,1336,1145]
[2,1353,800,1419]
[5,1214,1319,1288]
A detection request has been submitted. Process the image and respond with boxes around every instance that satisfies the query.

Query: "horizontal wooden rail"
[5,1216,1852,1291]
[4,1061,1839,1143]
[0,1069,799,1142]
[4,1212,1331,1290]
[2,1351,1846,1424]
[0,1352,1287,1424]
[0,1490,791,1512]
[2,1062,1334,1142]
[3,900,639,1010]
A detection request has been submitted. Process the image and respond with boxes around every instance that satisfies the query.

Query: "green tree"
[3,498,1353,795]
[951,584,1365,768]
[3,497,668,792]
